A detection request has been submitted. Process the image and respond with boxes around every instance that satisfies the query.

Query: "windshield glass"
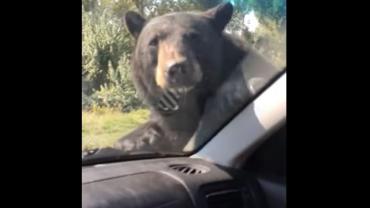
[82,0,286,160]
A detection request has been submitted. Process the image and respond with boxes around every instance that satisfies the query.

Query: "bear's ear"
[125,11,146,39]
[203,2,233,32]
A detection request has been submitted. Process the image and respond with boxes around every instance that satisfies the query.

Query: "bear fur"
[114,2,277,153]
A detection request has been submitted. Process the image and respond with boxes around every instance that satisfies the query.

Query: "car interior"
[82,71,286,208]
[82,1,286,207]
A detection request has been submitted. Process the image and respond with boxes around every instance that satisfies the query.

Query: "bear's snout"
[161,57,202,89]
[155,41,202,90]
[166,59,187,79]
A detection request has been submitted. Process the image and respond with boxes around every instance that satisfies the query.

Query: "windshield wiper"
[82,147,186,166]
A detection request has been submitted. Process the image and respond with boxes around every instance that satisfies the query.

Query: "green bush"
[83,55,144,112]
[82,6,135,90]
[88,84,142,112]
[82,3,143,112]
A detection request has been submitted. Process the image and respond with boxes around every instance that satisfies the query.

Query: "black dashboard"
[82,157,266,208]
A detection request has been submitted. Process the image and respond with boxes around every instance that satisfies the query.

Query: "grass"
[82,108,150,150]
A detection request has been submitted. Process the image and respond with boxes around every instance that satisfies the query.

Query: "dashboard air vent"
[169,164,209,175]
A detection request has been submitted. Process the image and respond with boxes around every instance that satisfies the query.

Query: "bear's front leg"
[114,121,172,153]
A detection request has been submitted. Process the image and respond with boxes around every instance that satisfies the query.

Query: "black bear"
[114,2,277,153]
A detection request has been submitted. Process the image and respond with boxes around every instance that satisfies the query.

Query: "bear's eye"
[186,32,201,42]
[149,36,159,47]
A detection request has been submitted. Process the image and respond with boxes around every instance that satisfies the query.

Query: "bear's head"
[125,3,234,112]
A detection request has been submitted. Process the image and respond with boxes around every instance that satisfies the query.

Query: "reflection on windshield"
[82,0,286,160]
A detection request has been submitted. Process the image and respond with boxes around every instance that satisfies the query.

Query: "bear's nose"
[167,61,187,78]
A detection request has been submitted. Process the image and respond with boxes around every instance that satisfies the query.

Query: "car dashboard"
[82,157,266,208]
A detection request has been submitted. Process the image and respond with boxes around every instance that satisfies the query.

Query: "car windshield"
[82,0,286,161]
